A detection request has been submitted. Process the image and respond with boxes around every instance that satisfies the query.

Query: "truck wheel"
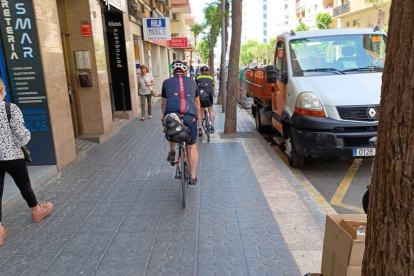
[285,131,305,168]
[255,107,265,132]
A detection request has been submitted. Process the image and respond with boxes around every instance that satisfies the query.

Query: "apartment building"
[294,0,334,29]
[332,0,391,29]
[242,0,285,44]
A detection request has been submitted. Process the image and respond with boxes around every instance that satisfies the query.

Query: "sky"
[189,0,214,24]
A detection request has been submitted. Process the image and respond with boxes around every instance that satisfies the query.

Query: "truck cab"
[248,28,386,168]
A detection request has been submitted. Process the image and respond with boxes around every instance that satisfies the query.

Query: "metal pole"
[220,0,226,113]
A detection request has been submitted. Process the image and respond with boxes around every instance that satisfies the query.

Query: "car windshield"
[290,34,386,76]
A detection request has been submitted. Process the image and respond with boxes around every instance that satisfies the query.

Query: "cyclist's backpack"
[199,90,210,108]
[164,113,189,143]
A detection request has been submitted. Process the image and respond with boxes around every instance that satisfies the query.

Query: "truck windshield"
[290,34,386,76]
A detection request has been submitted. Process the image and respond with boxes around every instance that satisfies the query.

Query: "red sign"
[81,23,92,37]
[170,37,188,48]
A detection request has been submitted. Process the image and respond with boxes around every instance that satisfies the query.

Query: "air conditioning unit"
[172,13,180,22]
[156,0,166,4]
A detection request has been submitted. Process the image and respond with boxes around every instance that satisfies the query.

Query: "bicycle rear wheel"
[180,145,187,208]
[204,109,211,143]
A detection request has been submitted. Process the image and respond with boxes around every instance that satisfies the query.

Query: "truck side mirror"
[266,65,277,83]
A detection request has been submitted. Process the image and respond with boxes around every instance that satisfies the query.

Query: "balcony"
[295,1,304,11]
[128,0,141,21]
[333,2,350,17]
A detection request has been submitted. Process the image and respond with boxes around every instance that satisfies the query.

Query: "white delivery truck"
[245,28,386,167]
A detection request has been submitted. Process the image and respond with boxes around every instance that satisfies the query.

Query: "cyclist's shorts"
[200,88,213,106]
[182,114,197,145]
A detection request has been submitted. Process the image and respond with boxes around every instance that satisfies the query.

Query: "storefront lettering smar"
[1,1,34,59]
[0,0,57,165]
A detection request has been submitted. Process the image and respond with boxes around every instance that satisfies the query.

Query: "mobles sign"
[1,1,34,60]
[0,0,57,165]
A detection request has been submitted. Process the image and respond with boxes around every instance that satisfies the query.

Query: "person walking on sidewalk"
[161,60,200,185]
[138,65,155,121]
[0,78,53,245]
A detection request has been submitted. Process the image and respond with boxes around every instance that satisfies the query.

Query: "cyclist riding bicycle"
[195,65,215,136]
[161,60,200,185]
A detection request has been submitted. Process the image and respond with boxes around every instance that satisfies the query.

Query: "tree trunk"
[362,1,414,275]
[209,5,220,76]
[217,0,229,105]
[224,0,242,133]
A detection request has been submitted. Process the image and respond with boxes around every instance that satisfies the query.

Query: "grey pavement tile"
[40,215,85,235]
[77,215,123,234]
[127,200,166,215]
[240,229,286,251]
[15,233,71,255]
[89,201,131,217]
[102,190,138,203]
[153,230,197,252]
[146,251,196,275]
[107,231,155,253]
[110,180,144,191]
[199,212,238,226]
[197,250,248,276]
[236,211,280,230]
[60,232,113,255]
[43,254,100,276]
[52,202,97,218]
[94,252,150,276]
[159,213,198,232]
[0,234,31,257]
[0,254,55,276]
[4,214,45,236]
[135,189,170,201]
[199,228,243,251]
[245,249,299,276]
[119,215,161,233]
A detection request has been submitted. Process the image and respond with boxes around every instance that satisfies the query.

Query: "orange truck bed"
[244,67,273,107]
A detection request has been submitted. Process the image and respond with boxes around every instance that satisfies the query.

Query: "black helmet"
[200,65,210,72]
[171,59,189,71]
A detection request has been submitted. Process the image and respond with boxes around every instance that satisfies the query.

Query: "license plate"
[353,148,376,157]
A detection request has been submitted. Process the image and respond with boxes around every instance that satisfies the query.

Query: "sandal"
[32,202,54,223]
[0,227,7,246]
[140,117,145,121]
[148,115,152,119]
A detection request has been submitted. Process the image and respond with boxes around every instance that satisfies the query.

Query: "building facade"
[332,0,391,30]
[242,0,285,44]
[293,0,334,29]
[0,0,194,170]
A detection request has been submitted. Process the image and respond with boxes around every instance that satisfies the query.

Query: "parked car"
[244,28,386,167]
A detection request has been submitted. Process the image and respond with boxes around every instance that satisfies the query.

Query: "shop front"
[0,0,58,166]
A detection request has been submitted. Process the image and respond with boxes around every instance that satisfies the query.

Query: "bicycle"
[201,108,211,143]
[164,118,190,209]
[174,140,190,208]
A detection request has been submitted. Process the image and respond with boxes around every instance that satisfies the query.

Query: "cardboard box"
[321,214,367,276]
[339,220,366,241]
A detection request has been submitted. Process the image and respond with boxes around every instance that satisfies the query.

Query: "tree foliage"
[316,12,333,29]
[239,39,276,66]
[190,23,205,48]
[296,22,310,32]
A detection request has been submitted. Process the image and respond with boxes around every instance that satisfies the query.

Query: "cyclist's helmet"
[171,59,189,72]
[200,65,210,72]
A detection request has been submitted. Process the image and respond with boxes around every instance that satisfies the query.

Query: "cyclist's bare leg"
[208,106,215,128]
[169,142,175,152]
[197,108,204,129]
[186,144,198,179]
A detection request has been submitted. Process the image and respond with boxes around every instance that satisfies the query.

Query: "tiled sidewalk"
[0,99,319,276]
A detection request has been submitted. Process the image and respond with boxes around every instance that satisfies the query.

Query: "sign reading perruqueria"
[143,18,171,41]
[0,0,57,165]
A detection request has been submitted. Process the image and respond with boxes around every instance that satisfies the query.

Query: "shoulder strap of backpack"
[5,103,11,123]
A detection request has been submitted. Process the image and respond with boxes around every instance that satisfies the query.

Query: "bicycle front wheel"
[180,145,187,208]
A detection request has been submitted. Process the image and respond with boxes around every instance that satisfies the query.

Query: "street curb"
[240,108,330,232]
